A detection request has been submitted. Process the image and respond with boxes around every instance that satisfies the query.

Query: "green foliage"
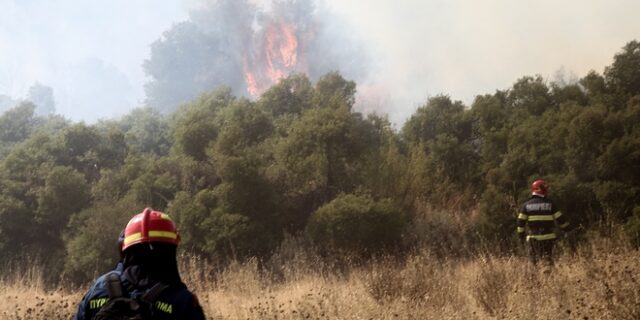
[259,74,314,117]
[403,95,468,144]
[116,107,171,156]
[593,181,639,222]
[1,41,640,282]
[0,102,36,144]
[64,198,143,283]
[605,40,640,97]
[313,71,357,109]
[305,194,407,253]
[168,189,272,258]
[358,119,411,202]
[475,186,517,248]
[171,87,234,160]
[402,95,478,204]
[0,194,32,255]
[508,75,553,116]
[36,166,90,233]
[624,207,640,247]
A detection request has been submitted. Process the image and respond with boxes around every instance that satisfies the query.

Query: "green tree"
[209,99,282,257]
[259,73,314,117]
[508,75,553,117]
[313,71,357,109]
[171,87,234,161]
[35,166,90,249]
[270,104,372,229]
[402,95,478,204]
[116,107,171,156]
[0,102,36,144]
[471,92,510,171]
[605,40,640,97]
[402,95,469,144]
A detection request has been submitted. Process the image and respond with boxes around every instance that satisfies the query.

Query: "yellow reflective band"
[518,213,528,220]
[553,211,563,219]
[527,215,555,221]
[160,213,173,221]
[517,227,525,233]
[149,230,178,240]
[123,231,177,246]
[124,232,142,246]
[559,222,570,229]
[527,233,557,241]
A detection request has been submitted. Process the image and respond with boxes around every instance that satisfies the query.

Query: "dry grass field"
[2,237,639,320]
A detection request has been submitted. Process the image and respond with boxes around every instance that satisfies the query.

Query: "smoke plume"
[144,0,369,113]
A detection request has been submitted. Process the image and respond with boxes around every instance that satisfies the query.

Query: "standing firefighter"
[517,179,569,265]
[74,208,205,320]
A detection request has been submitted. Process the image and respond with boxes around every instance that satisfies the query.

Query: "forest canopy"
[0,41,639,284]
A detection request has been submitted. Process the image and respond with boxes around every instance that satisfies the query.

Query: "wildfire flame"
[243,17,306,97]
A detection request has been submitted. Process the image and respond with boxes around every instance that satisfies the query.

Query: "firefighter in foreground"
[517,179,569,265]
[74,208,205,319]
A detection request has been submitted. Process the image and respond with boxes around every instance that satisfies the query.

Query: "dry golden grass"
[2,240,639,319]
[0,265,81,319]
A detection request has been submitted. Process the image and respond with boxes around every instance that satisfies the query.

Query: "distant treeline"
[0,41,639,284]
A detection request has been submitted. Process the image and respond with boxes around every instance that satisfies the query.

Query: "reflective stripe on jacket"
[516,195,568,241]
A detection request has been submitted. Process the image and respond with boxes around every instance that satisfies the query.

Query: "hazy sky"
[0,0,639,124]
[0,0,187,120]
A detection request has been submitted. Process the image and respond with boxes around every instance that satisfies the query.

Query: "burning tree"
[144,0,368,113]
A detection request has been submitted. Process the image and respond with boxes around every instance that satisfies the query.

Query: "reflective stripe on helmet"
[124,230,178,247]
[124,232,143,246]
[149,230,178,240]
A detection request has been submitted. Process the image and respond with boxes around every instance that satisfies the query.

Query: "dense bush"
[305,194,408,253]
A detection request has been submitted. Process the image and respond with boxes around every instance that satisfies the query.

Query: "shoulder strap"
[140,282,170,304]
[105,272,125,298]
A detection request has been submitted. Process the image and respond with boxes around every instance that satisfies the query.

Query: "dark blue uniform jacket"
[74,263,205,320]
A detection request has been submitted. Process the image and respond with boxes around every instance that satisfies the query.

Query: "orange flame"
[244,67,259,97]
[278,22,298,67]
[243,18,303,97]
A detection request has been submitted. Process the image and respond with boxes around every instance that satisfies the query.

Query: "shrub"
[475,186,517,251]
[624,206,640,247]
[305,194,407,254]
[64,197,143,284]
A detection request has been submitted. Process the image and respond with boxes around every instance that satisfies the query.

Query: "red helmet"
[122,208,180,251]
[531,179,548,195]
